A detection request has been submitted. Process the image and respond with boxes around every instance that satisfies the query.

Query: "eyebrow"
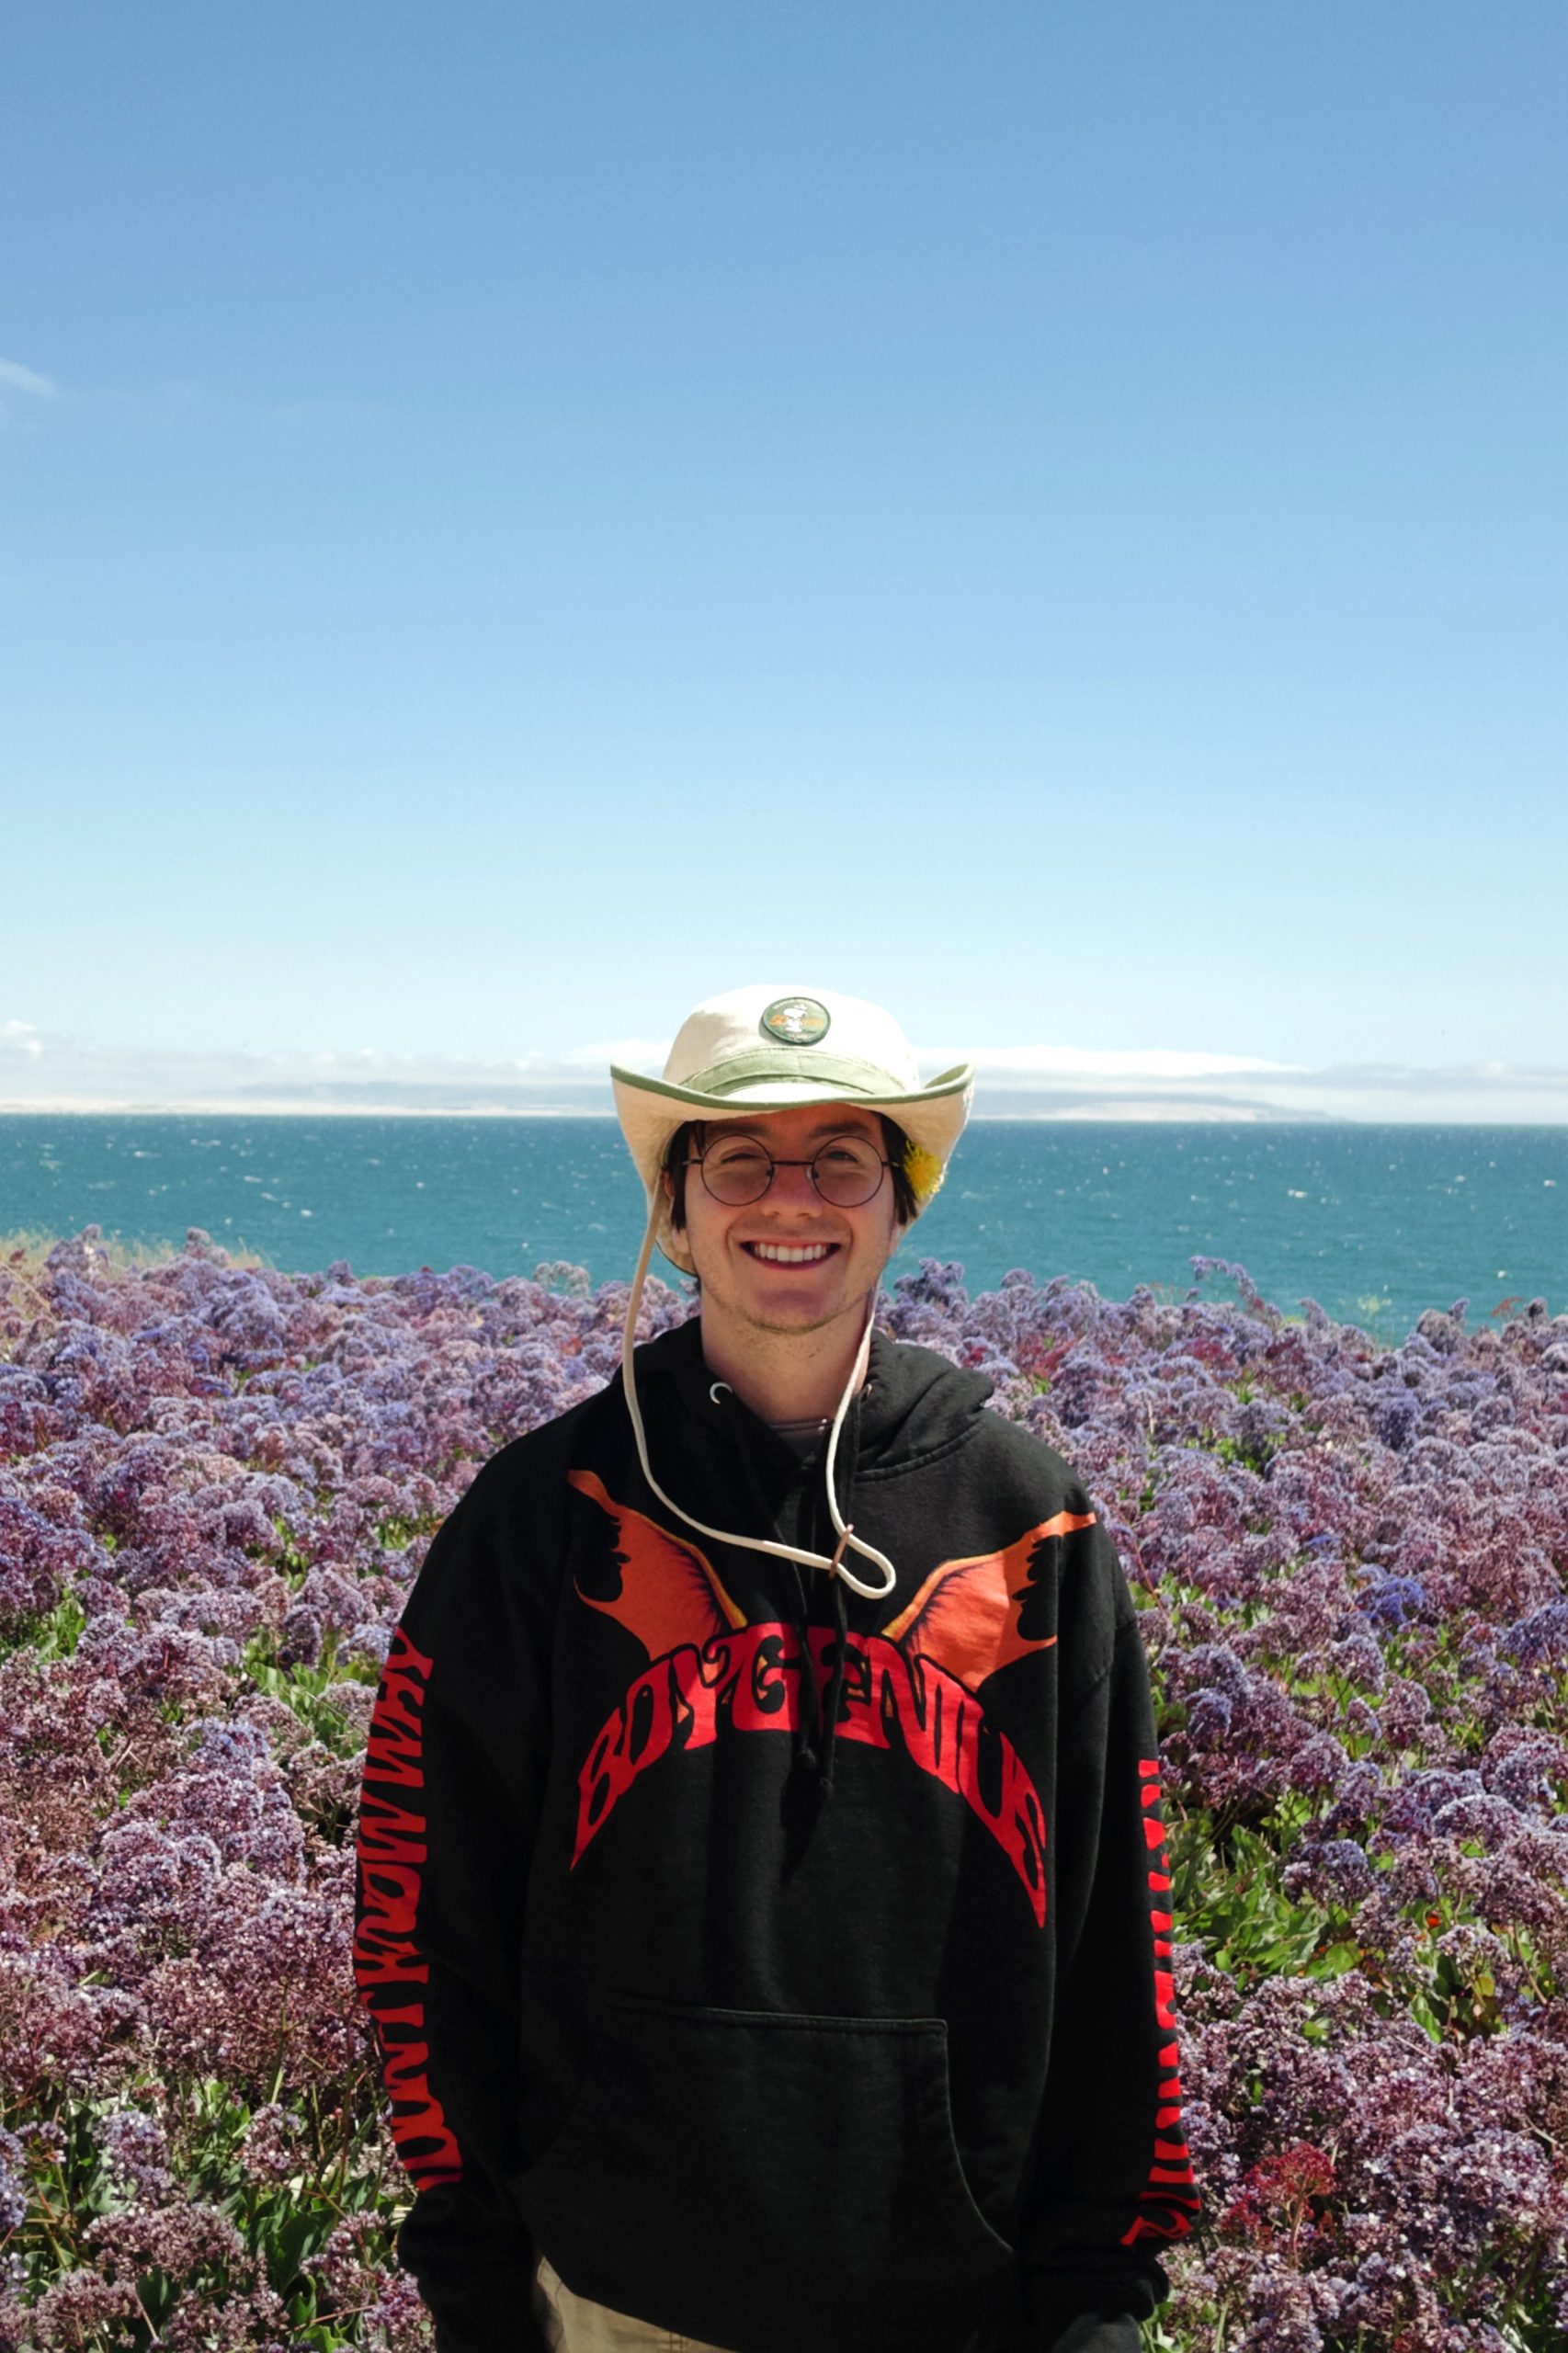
[705,1114,881,1144]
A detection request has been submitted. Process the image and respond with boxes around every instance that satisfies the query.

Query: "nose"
[764,1160,824,1211]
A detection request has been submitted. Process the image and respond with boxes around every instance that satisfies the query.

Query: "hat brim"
[611,1061,974,1275]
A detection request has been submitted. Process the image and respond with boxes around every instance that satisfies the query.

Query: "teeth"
[750,1243,835,1264]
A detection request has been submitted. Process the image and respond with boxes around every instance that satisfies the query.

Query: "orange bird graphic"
[881,1512,1087,1692]
[569,1471,1091,1696]
[568,1468,744,1656]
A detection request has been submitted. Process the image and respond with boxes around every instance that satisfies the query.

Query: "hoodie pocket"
[517,1997,1013,2353]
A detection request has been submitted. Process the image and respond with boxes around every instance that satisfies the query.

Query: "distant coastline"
[10,1098,1568,1126]
[0,1102,1304,1122]
[6,1036,1568,1124]
[0,1098,620,1119]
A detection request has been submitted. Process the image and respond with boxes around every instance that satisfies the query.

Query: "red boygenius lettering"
[572,1620,1050,1921]
[566,1472,1084,1926]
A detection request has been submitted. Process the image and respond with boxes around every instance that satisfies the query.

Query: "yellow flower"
[903,1142,946,1204]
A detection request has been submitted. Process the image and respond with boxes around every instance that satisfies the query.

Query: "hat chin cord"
[619,1194,899,1603]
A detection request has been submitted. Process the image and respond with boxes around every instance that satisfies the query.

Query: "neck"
[699,1301,871,1424]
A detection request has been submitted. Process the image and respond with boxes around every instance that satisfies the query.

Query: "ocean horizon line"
[6,1098,1568,1129]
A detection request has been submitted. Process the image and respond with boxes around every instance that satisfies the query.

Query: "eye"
[817,1139,876,1169]
[709,1141,770,1170]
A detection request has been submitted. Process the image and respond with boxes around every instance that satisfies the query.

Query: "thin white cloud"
[930,1045,1298,1082]
[0,369,374,439]
[0,358,56,398]
[2,1025,1566,1122]
[572,1038,675,1071]
[0,1029,621,1114]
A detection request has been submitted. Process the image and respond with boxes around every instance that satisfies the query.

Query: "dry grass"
[0,1227,272,1275]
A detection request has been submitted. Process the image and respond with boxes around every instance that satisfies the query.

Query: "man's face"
[673,1101,904,1346]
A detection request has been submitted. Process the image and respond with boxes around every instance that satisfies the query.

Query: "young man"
[353,984,1199,2353]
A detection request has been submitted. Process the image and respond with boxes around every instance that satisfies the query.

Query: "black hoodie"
[353,1320,1200,2353]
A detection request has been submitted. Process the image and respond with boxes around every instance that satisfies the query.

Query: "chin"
[738,1281,865,1333]
[745,1308,849,1338]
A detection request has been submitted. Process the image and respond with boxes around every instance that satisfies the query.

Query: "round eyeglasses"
[687,1133,891,1209]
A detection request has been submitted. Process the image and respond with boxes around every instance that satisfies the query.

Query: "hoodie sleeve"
[998,1520,1202,2353]
[353,1450,562,2353]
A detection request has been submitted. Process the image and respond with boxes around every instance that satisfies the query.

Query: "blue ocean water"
[0,1110,1553,1336]
[1,1115,1562,1336]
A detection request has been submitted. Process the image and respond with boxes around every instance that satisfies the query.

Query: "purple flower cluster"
[2,1227,1564,2350]
[889,1257,1568,2349]
[0,1227,687,2350]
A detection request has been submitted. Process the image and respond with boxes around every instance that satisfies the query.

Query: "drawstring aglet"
[826,1523,855,1578]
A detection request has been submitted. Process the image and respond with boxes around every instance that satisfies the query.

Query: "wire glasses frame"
[687,1133,892,1209]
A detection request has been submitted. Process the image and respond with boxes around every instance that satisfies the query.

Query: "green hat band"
[678,1050,905,1097]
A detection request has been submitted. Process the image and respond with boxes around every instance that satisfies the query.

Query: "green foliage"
[0,1590,85,1662]
[6,2077,405,2349]
[1166,1813,1340,1986]
[244,1632,381,1753]
[374,1515,437,1552]
[270,1511,312,1582]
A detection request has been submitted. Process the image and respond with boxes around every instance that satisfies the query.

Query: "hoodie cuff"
[425,2268,551,2353]
[1040,2317,1142,2353]
[972,2300,1142,2353]
[397,2200,545,2353]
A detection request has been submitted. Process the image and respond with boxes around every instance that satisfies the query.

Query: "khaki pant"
[533,2255,735,2353]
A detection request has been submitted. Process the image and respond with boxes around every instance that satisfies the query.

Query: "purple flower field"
[2,1226,1566,2353]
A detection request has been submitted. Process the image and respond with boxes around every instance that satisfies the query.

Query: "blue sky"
[4,2,1564,1118]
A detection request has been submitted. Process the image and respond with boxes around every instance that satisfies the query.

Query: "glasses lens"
[811,1136,885,1206]
[700,1141,774,1205]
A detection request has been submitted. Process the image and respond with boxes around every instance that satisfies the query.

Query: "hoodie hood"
[631,1314,996,1483]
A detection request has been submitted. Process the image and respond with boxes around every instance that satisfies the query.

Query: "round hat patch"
[759,995,831,1046]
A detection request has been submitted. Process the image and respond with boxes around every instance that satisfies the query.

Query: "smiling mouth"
[743,1241,840,1265]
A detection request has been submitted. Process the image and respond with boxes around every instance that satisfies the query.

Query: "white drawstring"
[618,1195,898,1602]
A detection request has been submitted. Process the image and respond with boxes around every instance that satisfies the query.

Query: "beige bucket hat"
[612,983,973,1275]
